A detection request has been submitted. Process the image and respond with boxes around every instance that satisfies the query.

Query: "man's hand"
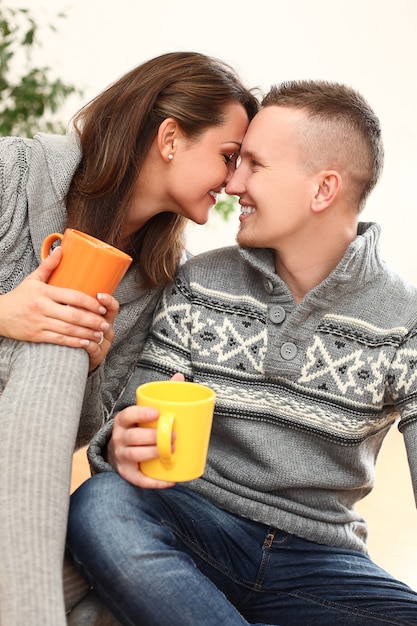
[107,373,185,488]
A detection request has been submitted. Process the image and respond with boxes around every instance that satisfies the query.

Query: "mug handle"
[40,232,64,261]
[157,413,175,462]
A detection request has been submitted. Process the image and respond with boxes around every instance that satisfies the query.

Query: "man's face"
[226,106,318,253]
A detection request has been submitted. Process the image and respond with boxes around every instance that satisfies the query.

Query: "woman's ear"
[311,170,341,213]
[157,118,180,162]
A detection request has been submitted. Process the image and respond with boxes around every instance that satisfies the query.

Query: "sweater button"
[280,342,297,360]
[263,278,274,294]
[269,305,286,324]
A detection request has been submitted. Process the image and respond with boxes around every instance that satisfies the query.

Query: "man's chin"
[236,229,252,248]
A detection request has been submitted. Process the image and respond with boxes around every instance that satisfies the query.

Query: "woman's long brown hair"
[66,52,258,288]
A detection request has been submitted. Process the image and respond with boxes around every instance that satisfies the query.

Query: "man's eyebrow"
[242,148,262,161]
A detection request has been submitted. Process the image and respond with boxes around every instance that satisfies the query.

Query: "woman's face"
[126,103,249,234]
[165,103,249,224]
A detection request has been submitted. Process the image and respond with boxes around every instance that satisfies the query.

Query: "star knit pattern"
[151,283,268,373]
[299,314,411,403]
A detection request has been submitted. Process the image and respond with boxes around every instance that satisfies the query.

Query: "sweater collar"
[238,222,385,303]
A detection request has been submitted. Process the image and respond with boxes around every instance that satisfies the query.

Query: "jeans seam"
[255,528,278,590]
[287,589,417,625]
[161,519,259,590]
[254,528,291,591]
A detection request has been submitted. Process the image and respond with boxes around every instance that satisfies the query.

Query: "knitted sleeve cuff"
[86,419,116,475]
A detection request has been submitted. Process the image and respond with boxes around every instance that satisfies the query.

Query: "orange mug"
[136,381,216,482]
[40,228,132,297]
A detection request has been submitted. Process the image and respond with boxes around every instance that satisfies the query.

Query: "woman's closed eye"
[223,152,238,166]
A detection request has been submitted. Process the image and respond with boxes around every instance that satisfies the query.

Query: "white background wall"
[8,0,417,283]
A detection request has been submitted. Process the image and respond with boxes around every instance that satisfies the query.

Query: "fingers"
[116,406,159,428]
[110,407,175,489]
[45,301,110,332]
[77,295,119,366]
[83,320,115,371]
[27,287,116,344]
[33,246,63,282]
[26,256,119,336]
[122,468,175,490]
[97,293,119,325]
[170,372,185,382]
[46,286,110,316]
[21,308,111,345]
[97,292,119,314]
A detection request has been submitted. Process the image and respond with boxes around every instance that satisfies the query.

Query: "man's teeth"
[241,206,256,215]
[209,191,219,202]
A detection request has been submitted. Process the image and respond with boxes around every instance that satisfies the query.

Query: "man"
[67,80,417,625]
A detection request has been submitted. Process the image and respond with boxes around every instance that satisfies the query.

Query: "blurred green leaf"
[0,0,81,137]
[213,194,239,221]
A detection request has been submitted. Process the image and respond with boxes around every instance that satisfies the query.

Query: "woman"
[0,51,258,626]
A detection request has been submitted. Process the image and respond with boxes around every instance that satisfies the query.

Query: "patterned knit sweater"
[89,222,417,554]
[0,133,161,445]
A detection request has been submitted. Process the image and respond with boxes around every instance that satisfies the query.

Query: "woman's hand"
[107,373,185,488]
[83,292,118,371]
[0,247,119,370]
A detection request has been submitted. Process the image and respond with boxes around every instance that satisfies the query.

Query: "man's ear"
[311,171,341,213]
[157,118,181,162]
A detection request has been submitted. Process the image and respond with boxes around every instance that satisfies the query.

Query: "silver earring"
[168,154,174,160]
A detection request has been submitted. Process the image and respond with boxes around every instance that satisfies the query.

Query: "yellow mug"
[40,228,133,297]
[136,380,216,482]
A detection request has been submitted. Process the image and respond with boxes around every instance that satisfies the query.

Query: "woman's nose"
[225,166,245,196]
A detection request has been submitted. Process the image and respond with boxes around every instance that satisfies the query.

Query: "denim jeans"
[67,472,417,626]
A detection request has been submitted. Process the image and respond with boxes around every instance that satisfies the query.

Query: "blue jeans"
[67,472,417,626]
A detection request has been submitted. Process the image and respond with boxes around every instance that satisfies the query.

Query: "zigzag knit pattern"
[140,241,417,446]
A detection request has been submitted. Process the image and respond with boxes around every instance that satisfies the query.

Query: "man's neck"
[274,223,358,304]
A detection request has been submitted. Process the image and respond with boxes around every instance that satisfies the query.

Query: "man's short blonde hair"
[262,80,384,211]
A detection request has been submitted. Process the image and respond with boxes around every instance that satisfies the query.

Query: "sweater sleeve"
[0,137,37,292]
[87,417,115,474]
[87,274,194,473]
[400,420,417,506]
[394,328,417,506]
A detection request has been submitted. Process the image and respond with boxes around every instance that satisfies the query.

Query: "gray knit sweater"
[0,133,161,445]
[89,222,417,553]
